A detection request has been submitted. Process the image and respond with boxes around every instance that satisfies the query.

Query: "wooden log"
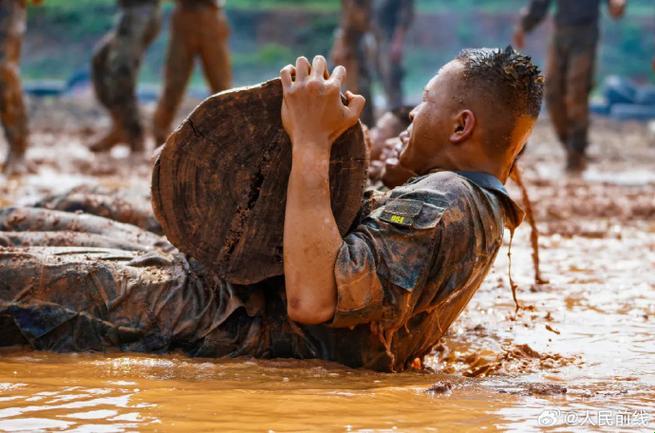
[151,78,367,284]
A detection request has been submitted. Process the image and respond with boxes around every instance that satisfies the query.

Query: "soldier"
[90,0,161,154]
[331,0,374,126]
[331,0,414,127]
[0,0,33,174]
[0,49,543,372]
[152,0,231,145]
[373,0,414,112]
[513,0,626,172]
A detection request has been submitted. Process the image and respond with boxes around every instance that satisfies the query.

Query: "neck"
[419,155,503,182]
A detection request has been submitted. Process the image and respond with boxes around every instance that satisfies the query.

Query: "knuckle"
[306,78,322,92]
[326,84,340,95]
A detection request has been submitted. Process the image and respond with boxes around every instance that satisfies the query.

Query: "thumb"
[345,91,366,122]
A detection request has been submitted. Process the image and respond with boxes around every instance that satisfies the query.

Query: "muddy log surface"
[152,79,367,284]
[1,95,655,431]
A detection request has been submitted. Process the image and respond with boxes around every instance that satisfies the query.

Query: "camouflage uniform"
[91,0,161,152]
[0,171,522,372]
[520,0,610,166]
[332,0,374,126]
[153,0,231,145]
[331,0,414,126]
[373,0,414,111]
[0,0,28,171]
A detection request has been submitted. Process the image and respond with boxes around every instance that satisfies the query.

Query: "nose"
[409,107,417,122]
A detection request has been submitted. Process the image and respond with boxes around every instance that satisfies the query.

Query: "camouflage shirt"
[0,171,522,372]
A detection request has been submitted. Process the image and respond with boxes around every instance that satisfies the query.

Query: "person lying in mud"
[0,47,543,372]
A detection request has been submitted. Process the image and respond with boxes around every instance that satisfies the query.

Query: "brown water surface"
[1,102,654,432]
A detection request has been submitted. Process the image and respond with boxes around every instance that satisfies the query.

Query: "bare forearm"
[279,55,365,323]
[284,145,342,324]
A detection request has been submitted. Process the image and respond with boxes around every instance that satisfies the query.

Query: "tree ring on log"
[152,78,368,285]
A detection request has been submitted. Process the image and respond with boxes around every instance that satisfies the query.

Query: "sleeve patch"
[379,199,423,227]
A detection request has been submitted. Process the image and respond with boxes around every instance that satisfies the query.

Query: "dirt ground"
[1,95,654,431]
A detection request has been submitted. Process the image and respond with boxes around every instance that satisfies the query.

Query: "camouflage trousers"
[152,1,231,145]
[332,29,374,127]
[375,28,404,111]
[92,0,161,149]
[545,24,598,157]
[0,0,28,161]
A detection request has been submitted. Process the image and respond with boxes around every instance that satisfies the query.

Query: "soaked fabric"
[0,246,260,356]
[0,172,521,372]
[520,0,608,32]
[152,0,231,144]
[304,171,523,371]
[92,0,161,149]
[33,185,162,234]
[0,0,28,160]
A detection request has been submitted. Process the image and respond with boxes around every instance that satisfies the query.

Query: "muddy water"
[1,105,655,432]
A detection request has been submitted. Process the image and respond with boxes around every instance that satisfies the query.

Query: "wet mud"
[0,99,654,431]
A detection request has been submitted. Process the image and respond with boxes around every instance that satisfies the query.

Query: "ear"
[449,109,476,144]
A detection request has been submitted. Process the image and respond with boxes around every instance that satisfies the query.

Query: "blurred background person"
[0,0,39,175]
[152,0,232,146]
[331,0,374,126]
[374,0,414,113]
[331,0,414,127]
[513,0,627,172]
[90,0,161,154]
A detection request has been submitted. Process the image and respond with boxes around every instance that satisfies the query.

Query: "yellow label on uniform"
[389,215,405,224]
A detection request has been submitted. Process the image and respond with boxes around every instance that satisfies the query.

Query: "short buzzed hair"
[456,46,544,119]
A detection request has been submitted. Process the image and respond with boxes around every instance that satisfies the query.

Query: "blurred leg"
[376,31,403,110]
[331,0,374,126]
[91,1,161,153]
[152,4,195,146]
[198,5,232,94]
[565,45,596,157]
[332,31,373,126]
[0,0,29,174]
[544,35,568,150]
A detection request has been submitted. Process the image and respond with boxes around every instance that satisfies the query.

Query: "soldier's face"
[398,60,537,182]
[398,61,464,174]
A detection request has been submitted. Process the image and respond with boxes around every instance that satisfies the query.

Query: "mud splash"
[1,99,654,431]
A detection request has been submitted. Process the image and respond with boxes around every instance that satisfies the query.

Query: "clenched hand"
[280,55,366,153]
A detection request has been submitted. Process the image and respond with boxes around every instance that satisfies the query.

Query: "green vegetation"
[23,0,653,100]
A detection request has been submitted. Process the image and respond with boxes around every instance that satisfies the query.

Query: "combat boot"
[89,126,125,153]
[565,149,587,173]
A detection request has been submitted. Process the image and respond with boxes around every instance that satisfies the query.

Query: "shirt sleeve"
[329,193,448,328]
[520,0,552,32]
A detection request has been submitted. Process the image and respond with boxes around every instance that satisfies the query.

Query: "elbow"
[286,296,336,325]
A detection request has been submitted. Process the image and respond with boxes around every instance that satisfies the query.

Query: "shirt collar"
[455,171,525,229]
